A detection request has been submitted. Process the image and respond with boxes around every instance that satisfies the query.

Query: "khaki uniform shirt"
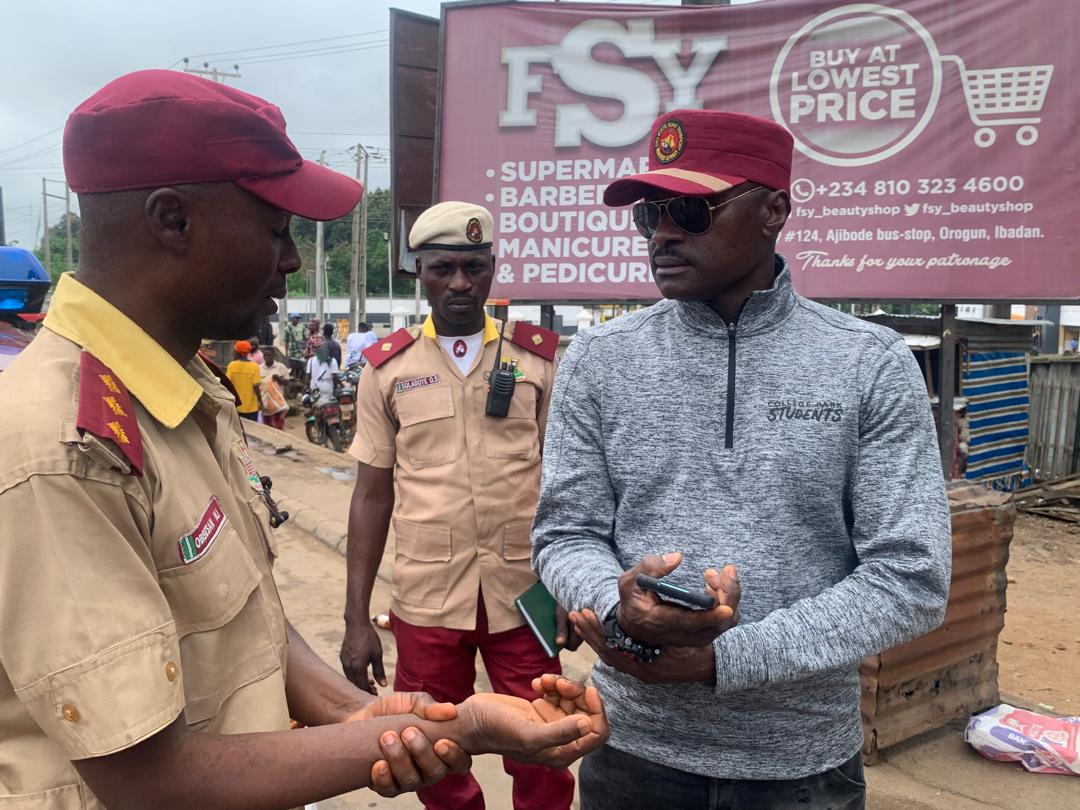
[349,316,556,633]
[0,275,289,808]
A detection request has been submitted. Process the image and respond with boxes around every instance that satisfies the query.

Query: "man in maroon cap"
[0,70,606,809]
[533,109,950,809]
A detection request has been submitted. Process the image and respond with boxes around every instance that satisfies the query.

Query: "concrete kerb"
[243,422,351,552]
[275,497,347,554]
[242,421,395,585]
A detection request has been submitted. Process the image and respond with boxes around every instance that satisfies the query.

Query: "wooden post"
[939,305,957,480]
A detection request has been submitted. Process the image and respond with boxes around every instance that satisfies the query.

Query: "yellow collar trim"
[43,274,204,429]
[422,314,500,344]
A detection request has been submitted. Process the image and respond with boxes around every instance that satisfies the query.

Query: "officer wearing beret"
[0,71,606,809]
[341,201,575,810]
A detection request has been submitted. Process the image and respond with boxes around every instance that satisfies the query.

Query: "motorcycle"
[302,390,347,453]
[334,379,357,448]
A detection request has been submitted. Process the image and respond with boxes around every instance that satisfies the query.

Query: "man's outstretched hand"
[455,674,608,767]
[617,553,740,646]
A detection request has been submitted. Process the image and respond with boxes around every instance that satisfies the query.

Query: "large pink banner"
[437,0,1078,302]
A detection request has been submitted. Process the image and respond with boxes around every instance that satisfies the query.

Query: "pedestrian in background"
[305,318,322,357]
[307,340,339,401]
[226,339,262,422]
[284,312,307,375]
[346,321,378,366]
[260,345,291,429]
[323,321,343,367]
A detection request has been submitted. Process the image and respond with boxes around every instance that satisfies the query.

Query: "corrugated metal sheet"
[861,483,1014,761]
[962,351,1030,489]
[1027,356,1080,479]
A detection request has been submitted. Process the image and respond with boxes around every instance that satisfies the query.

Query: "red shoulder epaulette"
[76,352,144,476]
[198,350,241,406]
[510,321,558,362]
[363,329,416,369]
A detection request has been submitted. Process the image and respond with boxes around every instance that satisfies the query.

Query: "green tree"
[34,213,79,283]
[287,188,414,299]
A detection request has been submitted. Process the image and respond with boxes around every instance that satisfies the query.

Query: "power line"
[208,42,387,66]
[0,127,63,157]
[293,130,390,137]
[0,168,66,176]
[176,29,388,63]
[225,41,388,67]
[0,143,62,168]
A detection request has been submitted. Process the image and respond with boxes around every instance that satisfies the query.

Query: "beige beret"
[409,201,494,251]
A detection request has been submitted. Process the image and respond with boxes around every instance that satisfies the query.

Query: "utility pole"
[280,284,290,353]
[314,151,327,324]
[64,182,74,273]
[349,144,370,331]
[41,179,50,278]
[41,179,69,278]
[387,236,395,322]
[182,58,242,84]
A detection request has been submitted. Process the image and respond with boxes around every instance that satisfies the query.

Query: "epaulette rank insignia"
[364,328,416,369]
[510,322,558,362]
[76,352,144,476]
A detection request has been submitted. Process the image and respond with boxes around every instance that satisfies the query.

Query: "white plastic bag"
[965,704,1080,776]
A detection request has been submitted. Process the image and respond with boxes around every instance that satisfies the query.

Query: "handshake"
[356,674,607,797]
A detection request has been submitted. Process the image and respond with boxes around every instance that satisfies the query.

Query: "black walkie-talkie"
[485,321,516,418]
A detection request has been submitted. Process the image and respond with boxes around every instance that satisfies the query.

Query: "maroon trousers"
[390,595,575,810]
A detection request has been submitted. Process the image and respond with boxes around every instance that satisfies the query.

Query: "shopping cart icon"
[941,55,1054,147]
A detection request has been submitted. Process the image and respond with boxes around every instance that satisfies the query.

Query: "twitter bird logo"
[904,203,920,216]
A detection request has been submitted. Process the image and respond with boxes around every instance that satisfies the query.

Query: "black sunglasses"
[632,186,764,239]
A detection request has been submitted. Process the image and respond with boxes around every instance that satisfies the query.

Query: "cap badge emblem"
[654,120,686,164]
[465,217,483,243]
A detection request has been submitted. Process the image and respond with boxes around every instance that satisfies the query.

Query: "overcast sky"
[0,0,752,249]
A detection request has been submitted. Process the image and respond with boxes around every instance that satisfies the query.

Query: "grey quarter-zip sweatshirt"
[532,258,951,780]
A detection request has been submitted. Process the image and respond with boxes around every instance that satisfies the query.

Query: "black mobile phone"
[636,574,717,610]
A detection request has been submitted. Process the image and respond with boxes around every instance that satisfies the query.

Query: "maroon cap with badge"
[63,70,364,221]
[604,109,794,206]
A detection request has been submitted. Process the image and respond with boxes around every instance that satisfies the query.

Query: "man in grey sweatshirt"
[532,110,952,809]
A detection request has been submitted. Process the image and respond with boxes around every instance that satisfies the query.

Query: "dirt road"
[259,418,1078,809]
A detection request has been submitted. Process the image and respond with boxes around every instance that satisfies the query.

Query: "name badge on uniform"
[395,374,441,394]
[179,496,228,565]
[235,440,264,492]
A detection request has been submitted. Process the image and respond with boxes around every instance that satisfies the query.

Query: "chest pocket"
[483,383,539,459]
[157,521,280,724]
[396,386,458,468]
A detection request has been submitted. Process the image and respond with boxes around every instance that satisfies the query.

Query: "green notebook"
[515,580,562,657]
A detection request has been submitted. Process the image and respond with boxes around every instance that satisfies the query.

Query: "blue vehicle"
[0,247,51,372]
